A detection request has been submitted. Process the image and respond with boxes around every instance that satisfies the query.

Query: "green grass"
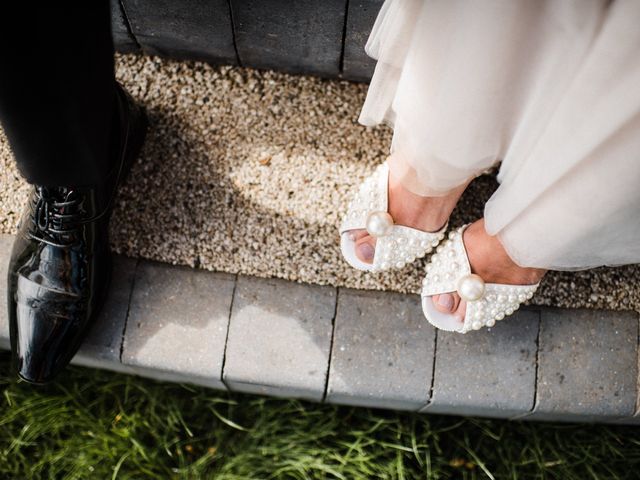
[0,353,638,479]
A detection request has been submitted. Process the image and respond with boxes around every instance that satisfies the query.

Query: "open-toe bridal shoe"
[339,162,447,272]
[421,225,539,333]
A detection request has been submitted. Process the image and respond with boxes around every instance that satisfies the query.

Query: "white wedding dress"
[359,0,640,270]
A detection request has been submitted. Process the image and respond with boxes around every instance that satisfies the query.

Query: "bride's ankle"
[464,219,546,285]
[387,177,468,233]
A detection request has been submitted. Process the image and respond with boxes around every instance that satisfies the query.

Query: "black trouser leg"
[0,3,116,187]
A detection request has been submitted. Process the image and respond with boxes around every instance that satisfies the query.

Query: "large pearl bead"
[366,211,394,237]
[457,274,486,302]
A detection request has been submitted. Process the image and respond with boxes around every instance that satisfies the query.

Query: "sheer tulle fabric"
[359,0,640,270]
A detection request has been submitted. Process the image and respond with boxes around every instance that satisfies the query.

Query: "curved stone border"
[1,233,638,423]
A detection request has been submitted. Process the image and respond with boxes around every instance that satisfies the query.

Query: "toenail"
[358,243,375,261]
[437,294,454,310]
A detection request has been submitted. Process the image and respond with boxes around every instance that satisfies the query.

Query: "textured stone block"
[422,309,540,418]
[122,261,234,388]
[110,0,139,53]
[121,0,237,64]
[613,347,640,425]
[0,234,13,350]
[326,289,435,410]
[527,309,638,422]
[223,276,336,401]
[342,0,383,82]
[230,0,346,76]
[72,256,137,373]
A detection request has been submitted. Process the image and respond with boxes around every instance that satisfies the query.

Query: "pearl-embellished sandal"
[339,162,447,272]
[421,225,539,333]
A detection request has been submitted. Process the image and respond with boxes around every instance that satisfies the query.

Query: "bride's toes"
[453,300,467,323]
[355,235,376,263]
[432,293,460,314]
[347,229,369,242]
[431,294,467,323]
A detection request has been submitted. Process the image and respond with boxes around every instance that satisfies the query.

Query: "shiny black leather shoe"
[7,84,147,384]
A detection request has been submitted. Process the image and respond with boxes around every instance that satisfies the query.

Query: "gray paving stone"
[614,343,640,425]
[0,234,13,350]
[230,0,346,77]
[71,256,137,373]
[223,276,335,401]
[422,309,540,418]
[342,0,383,82]
[110,0,139,54]
[121,0,237,64]
[611,331,640,425]
[326,289,435,410]
[122,261,234,388]
[526,309,638,422]
[623,338,640,424]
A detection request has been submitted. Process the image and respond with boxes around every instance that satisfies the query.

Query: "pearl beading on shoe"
[339,162,447,272]
[420,225,539,333]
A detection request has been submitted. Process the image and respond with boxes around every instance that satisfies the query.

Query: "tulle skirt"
[359,0,640,270]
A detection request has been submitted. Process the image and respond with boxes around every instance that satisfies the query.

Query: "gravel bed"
[1,54,637,313]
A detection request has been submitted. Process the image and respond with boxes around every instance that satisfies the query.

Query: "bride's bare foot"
[431,219,546,322]
[349,175,469,263]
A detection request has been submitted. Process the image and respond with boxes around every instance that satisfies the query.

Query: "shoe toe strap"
[340,163,390,235]
[421,225,539,333]
[370,225,445,271]
[339,163,447,271]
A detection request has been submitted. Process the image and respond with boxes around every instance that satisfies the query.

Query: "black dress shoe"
[7,85,147,384]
